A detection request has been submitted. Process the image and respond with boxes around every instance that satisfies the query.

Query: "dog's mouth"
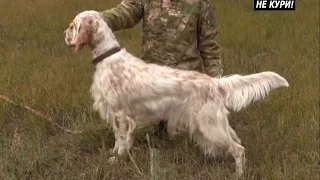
[64,34,75,48]
[65,41,75,48]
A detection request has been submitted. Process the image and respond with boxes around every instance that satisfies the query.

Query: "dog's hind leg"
[193,104,245,178]
[224,119,246,178]
[195,122,245,178]
[228,137,245,178]
[225,118,245,178]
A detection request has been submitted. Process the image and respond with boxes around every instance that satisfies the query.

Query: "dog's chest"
[91,69,116,104]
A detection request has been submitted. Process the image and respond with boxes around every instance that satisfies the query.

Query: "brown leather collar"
[92,46,121,65]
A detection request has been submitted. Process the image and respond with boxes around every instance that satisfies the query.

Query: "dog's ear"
[74,17,99,53]
[74,22,88,53]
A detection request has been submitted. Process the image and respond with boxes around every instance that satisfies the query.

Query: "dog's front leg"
[109,112,136,163]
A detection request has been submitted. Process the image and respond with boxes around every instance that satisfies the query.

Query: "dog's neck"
[92,46,121,65]
[91,24,120,64]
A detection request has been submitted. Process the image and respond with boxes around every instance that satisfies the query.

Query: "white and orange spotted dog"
[64,10,289,178]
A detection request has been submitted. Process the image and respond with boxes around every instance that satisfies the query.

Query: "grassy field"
[0,0,319,179]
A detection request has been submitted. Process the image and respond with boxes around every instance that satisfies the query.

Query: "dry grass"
[0,0,319,179]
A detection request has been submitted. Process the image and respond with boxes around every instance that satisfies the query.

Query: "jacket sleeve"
[197,1,223,77]
[99,0,143,31]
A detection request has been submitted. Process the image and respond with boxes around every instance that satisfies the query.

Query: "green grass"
[0,0,319,179]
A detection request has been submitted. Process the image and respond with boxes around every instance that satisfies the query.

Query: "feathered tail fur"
[218,71,289,112]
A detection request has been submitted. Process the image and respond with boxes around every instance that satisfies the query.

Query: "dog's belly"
[127,96,192,131]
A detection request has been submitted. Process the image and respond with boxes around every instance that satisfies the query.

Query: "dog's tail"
[218,71,289,112]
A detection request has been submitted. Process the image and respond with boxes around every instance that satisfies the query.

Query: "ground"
[0,0,319,179]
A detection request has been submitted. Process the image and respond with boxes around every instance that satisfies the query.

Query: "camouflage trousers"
[154,120,168,139]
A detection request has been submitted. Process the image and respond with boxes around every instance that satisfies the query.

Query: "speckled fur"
[64,11,289,178]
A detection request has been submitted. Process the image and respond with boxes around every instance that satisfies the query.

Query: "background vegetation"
[0,0,318,179]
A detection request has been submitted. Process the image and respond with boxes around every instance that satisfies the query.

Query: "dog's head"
[64,10,105,52]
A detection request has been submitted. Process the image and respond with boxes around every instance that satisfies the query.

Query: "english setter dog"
[64,11,289,178]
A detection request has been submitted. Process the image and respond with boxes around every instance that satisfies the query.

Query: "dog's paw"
[108,156,118,164]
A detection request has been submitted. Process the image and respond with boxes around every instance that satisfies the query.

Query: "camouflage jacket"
[100,0,223,77]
